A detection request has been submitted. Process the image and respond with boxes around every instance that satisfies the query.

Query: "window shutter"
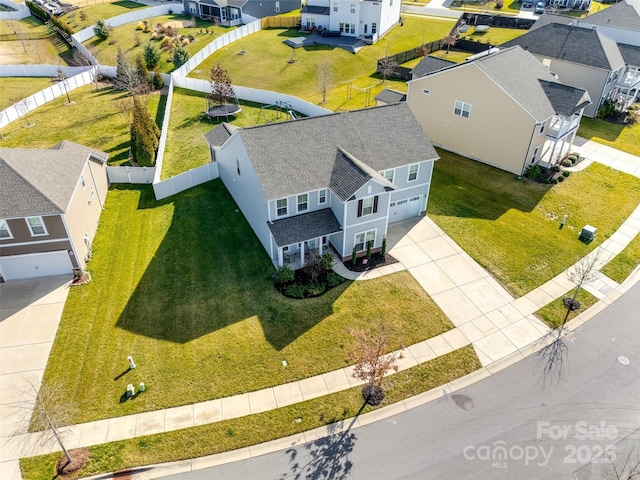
[357,199,363,217]
[373,196,378,214]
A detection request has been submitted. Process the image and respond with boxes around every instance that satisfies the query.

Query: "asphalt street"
[161,281,640,480]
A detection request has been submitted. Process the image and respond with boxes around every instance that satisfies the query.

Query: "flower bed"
[274,253,346,298]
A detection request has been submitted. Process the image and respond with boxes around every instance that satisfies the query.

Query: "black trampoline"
[206,103,242,119]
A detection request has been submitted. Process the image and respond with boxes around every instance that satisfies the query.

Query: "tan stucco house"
[406,46,591,176]
[0,141,109,281]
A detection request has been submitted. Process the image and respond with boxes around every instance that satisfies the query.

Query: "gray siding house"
[0,142,109,282]
[205,103,438,269]
[184,0,301,24]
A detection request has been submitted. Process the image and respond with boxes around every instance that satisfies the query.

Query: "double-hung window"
[382,169,394,183]
[539,120,546,135]
[277,198,288,217]
[408,164,419,182]
[318,189,327,204]
[0,220,12,239]
[26,216,47,236]
[350,3,355,13]
[357,196,378,217]
[454,100,471,119]
[297,194,308,212]
[354,230,375,252]
[333,2,338,11]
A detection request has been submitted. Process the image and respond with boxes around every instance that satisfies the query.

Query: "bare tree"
[57,68,72,105]
[560,248,605,329]
[209,63,235,106]
[349,323,404,405]
[13,97,33,127]
[79,10,88,28]
[9,378,78,470]
[377,46,397,83]
[317,61,332,104]
[443,29,459,54]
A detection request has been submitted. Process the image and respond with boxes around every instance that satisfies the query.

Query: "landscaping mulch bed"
[56,448,89,476]
[344,252,399,273]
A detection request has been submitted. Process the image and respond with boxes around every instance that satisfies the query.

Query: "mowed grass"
[600,233,640,284]
[459,26,527,45]
[190,16,454,110]
[24,345,480,480]
[577,117,640,157]
[0,77,53,111]
[536,290,599,329]
[0,16,72,65]
[58,0,148,33]
[427,150,640,297]
[40,182,455,424]
[0,83,164,165]
[85,15,236,73]
[162,88,303,179]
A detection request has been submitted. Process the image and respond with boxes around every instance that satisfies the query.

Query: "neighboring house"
[616,42,640,108]
[410,55,456,80]
[374,88,406,106]
[502,22,625,117]
[574,0,640,47]
[204,103,438,269]
[184,0,301,24]
[546,0,591,11]
[406,46,591,176]
[0,141,109,282]
[301,0,401,42]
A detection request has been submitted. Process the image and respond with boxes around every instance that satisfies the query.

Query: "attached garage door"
[389,195,422,223]
[0,251,73,281]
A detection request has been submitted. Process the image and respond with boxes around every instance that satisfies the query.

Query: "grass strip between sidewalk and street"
[21,346,481,480]
[600,233,640,284]
[535,290,599,330]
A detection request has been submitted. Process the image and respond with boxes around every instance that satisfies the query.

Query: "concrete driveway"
[0,275,71,480]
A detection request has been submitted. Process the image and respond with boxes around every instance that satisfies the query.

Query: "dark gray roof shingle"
[374,88,407,104]
[268,208,342,246]
[539,80,591,116]
[618,43,640,67]
[528,12,574,32]
[411,55,457,79]
[582,0,640,30]
[0,143,107,218]
[502,23,625,71]
[233,103,438,200]
[204,123,234,147]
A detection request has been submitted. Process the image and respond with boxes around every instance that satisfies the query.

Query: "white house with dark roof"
[502,22,625,117]
[301,0,401,42]
[0,141,109,281]
[407,46,591,175]
[575,0,640,47]
[204,103,438,269]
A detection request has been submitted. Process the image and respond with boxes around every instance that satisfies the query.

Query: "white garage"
[389,195,423,223]
[0,251,73,281]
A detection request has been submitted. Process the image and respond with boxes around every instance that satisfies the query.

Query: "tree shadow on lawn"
[115,182,338,349]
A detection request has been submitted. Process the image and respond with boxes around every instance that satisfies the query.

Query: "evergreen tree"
[143,42,160,70]
[172,46,189,70]
[152,69,164,90]
[135,54,152,92]
[130,97,160,167]
[94,19,109,40]
[115,48,129,91]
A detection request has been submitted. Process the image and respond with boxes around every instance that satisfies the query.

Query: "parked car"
[535,1,546,13]
[523,0,533,7]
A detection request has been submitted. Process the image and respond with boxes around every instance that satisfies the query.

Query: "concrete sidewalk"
[1,142,639,479]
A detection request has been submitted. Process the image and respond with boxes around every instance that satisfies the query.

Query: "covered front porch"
[268,209,342,270]
[540,113,583,166]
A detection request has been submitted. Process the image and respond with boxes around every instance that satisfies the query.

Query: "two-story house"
[0,141,109,282]
[302,0,401,42]
[204,103,438,268]
[184,0,301,25]
[502,22,626,117]
[406,46,591,175]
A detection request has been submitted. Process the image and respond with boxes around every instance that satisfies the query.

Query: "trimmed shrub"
[274,266,294,285]
[321,253,334,271]
[563,171,571,177]
[327,272,345,288]
[306,281,326,296]
[562,160,572,167]
[366,241,372,261]
[551,178,559,184]
[558,176,565,182]
[284,284,305,298]
[351,246,357,266]
[381,236,387,256]
[525,164,542,180]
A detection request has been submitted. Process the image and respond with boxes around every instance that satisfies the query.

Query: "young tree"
[560,248,605,329]
[57,68,71,104]
[377,46,397,83]
[152,69,164,90]
[443,29,459,54]
[349,323,404,405]
[135,54,152,92]
[130,96,160,167]
[317,60,332,104]
[143,42,160,70]
[79,9,88,28]
[209,63,234,106]
[115,49,146,95]
[172,45,190,70]
[13,97,33,127]
[94,19,110,41]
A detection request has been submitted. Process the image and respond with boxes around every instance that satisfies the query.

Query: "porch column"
[300,242,305,267]
[317,237,322,257]
[277,248,284,268]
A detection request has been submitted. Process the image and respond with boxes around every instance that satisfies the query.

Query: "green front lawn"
[577,117,640,157]
[0,77,53,111]
[24,346,480,480]
[41,182,455,424]
[536,290,599,329]
[427,150,640,297]
[600,233,640,284]
[189,17,454,110]
[162,88,303,179]
[0,84,164,166]
[85,15,236,73]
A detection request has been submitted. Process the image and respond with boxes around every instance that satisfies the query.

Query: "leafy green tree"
[130,97,160,167]
[152,69,164,90]
[94,19,110,41]
[172,45,190,70]
[143,42,160,70]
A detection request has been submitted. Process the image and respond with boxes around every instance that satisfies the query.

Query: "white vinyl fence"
[153,162,219,200]
[107,165,156,184]
[153,75,175,183]
[0,0,30,20]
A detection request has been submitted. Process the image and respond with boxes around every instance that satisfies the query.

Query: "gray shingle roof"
[411,55,457,79]
[231,103,438,200]
[374,88,407,104]
[204,123,234,147]
[539,80,591,116]
[618,43,640,67]
[301,4,330,14]
[328,148,395,202]
[268,208,342,246]
[0,143,107,218]
[502,23,626,71]
[528,12,574,32]
[582,0,640,30]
